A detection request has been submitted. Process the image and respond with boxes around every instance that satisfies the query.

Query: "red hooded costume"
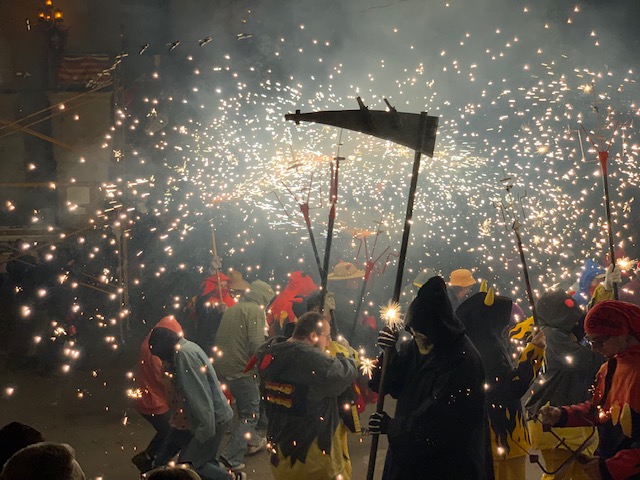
[559,301,640,480]
[199,273,236,308]
[133,316,183,416]
[267,271,317,336]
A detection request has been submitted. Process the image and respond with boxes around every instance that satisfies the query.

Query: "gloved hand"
[324,292,336,312]
[377,326,399,350]
[531,329,546,349]
[368,411,391,435]
[604,264,622,291]
[211,255,223,271]
[216,303,228,314]
[538,405,562,425]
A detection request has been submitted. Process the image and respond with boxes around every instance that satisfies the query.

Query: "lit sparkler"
[380,300,403,330]
[359,357,376,380]
[617,257,638,271]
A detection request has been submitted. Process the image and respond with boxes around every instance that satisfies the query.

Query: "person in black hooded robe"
[368,276,494,480]
[456,288,545,479]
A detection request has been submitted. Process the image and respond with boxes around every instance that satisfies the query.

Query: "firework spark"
[380,300,403,330]
[359,357,376,379]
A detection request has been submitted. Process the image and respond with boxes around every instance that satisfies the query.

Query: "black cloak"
[456,290,544,459]
[371,276,494,479]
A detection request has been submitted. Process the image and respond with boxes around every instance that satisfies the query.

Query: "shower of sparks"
[126,388,143,399]
[2,1,640,387]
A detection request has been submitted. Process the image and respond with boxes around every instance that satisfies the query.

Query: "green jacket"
[213,280,274,379]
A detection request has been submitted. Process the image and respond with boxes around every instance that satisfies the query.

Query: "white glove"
[604,264,622,291]
[538,405,562,426]
[211,256,223,271]
[324,292,336,312]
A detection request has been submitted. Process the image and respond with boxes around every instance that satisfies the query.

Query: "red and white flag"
[57,55,114,88]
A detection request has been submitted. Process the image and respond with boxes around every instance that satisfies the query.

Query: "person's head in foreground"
[0,422,45,468]
[145,466,202,479]
[584,300,640,358]
[148,327,183,363]
[0,442,85,480]
[291,311,332,351]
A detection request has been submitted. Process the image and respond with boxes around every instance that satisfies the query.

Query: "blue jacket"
[173,338,233,468]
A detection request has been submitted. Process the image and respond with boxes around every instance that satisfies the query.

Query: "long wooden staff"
[210,221,224,307]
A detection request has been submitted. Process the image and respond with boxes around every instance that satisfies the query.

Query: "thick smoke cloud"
[96,0,640,322]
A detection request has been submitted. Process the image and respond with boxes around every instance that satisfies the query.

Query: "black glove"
[377,326,399,349]
[368,411,391,435]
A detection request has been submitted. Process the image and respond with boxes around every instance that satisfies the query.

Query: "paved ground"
[0,349,542,479]
[0,348,388,480]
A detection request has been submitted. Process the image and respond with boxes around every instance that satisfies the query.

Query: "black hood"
[148,327,181,363]
[456,291,513,375]
[456,291,513,342]
[405,276,466,349]
[536,290,583,332]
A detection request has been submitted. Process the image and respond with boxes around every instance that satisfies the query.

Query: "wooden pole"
[210,221,225,307]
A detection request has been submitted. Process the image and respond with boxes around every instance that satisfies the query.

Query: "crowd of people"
[2,254,640,479]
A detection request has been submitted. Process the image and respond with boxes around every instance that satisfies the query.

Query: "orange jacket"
[133,316,183,415]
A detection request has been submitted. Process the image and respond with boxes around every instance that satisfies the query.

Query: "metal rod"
[281,166,323,279]
[321,162,339,334]
[350,261,374,342]
[514,227,539,324]
[300,203,324,279]
[118,234,125,343]
[320,130,343,336]
[122,229,130,333]
[351,245,389,341]
[0,84,106,136]
[598,151,619,299]
[391,113,428,302]
[366,350,391,480]
[0,117,83,153]
[580,123,620,301]
[367,112,429,480]
[0,226,94,266]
